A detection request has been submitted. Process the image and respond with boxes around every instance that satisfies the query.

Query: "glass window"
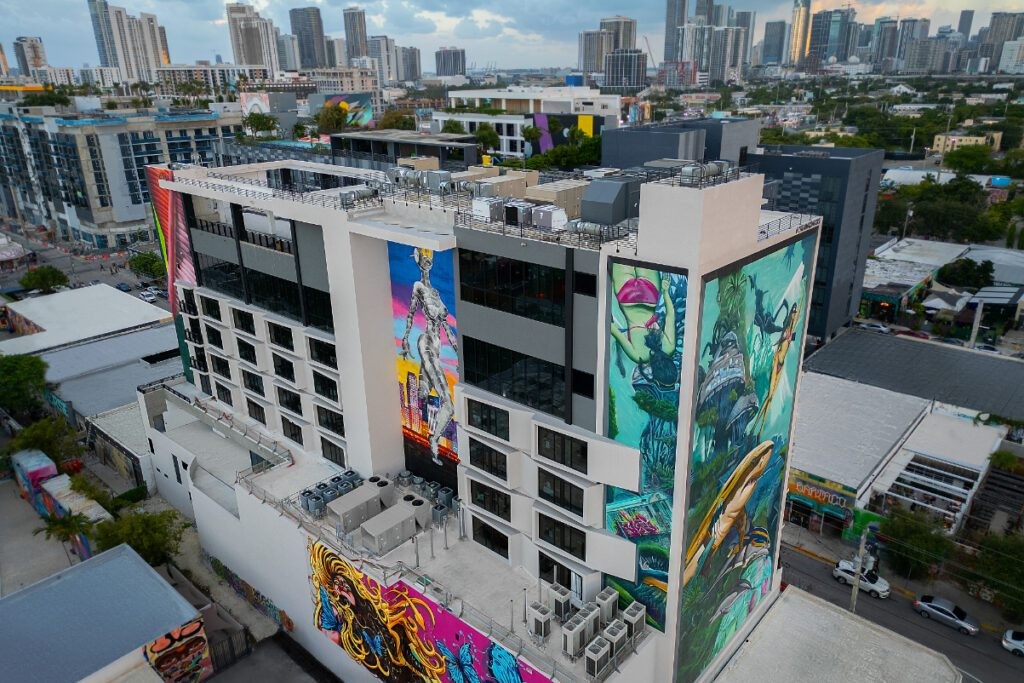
[317,405,345,437]
[277,386,302,415]
[472,516,509,558]
[267,322,294,350]
[459,249,565,326]
[539,552,581,599]
[198,373,211,396]
[273,354,295,382]
[470,479,511,521]
[467,399,510,440]
[237,339,257,365]
[304,286,334,333]
[468,438,507,479]
[313,372,338,402]
[309,338,337,368]
[322,437,345,466]
[247,398,266,424]
[537,427,587,474]
[210,354,231,380]
[463,337,565,419]
[196,254,244,300]
[204,324,223,349]
[232,308,255,334]
[537,513,586,560]
[200,295,221,321]
[281,416,303,444]
[248,268,302,323]
[573,272,597,297]
[572,369,595,399]
[242,370,264,395]
[538,469,584,517]
[215,382,233,406]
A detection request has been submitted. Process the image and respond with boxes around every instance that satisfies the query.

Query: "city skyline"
[0,0,1014,71]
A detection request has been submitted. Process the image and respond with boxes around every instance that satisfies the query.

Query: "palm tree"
[34,513,94,565]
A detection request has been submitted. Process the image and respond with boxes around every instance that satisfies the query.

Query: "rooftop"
[0,285,171,355]
[753,144,885,160]
[861,257,936,292]
[900,412,1006,471]
[448,85,609,99]
[790,373,929,492]
[971,285,1024,307]
[963,244,1024,286]
[40,474,114,524]
[0,545,199,682]
[331,129,477,148]
[875,238,968,268]
[805,329,1024,422]
[89,402,152,458]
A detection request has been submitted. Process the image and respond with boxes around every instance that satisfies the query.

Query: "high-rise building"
[0,44,9,78]
[13,37,47,76]
[789,0,811,65]
[435,46,466,76]
[277,33,301,72]
[603,48,647,91]
[289,7,327,69]
[808,8,857,64]
[398,46,421,82]
[711,3,733,28]
[872,18,899,70]
[709,26,746,83]
[902,37,955,75]
[763,20,788,65]
[694,0,713,24]
[958,10,975,40]
[897,18,930,61]
[343,6,369,61]
[226,3,280,73]
[677,23,715,75]
[368,35,399,84]
[600,16,637,52]
[88,0,118,68]
[106,9,170,83]
[324,37,347,68]
[663,0,688,63]
[578,30,613,73]
[998,39,1024,74]
[984,13,1024,73]
[734,11,756,62]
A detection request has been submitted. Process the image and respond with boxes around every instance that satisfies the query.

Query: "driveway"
[0,480,74,596]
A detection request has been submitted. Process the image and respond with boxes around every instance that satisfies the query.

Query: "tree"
[316,105,351,134]
[19,265,68,293]
[945,145,992,174]
[292,122,308,139]
[874,196,908,234]
[973,534,1024,620]
[5,416,83,464]
[936,258,995,289]
[521,125,541,147]
[440,119,466,134]
[93,510,186,566]
[879,508,954,580]
[1006,224,1018,249]
[566,125,587,148]
[20,91,71,107]
[378,110,415,130]
[474,122,500,152]
[0,355,47,417]
[34,513,94,564]
[128,252,167,279]
[546,117,564,141]
[242,111,278,136]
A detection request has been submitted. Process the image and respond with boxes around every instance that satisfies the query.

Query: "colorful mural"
[310,540,551,683]
[528,113,600,154]
[205,552,294,632]
[677,233,815,682]
[145,165,196,313]
[603,260,688,631]
[322,93,374,127]
[142,616,214,683]
[788,468,856,525]
[388,244,459,482]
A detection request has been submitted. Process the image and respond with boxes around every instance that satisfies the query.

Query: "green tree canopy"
[242,111,278,136]
[93,510,185,566]
[5,416,83,463]
[0,355,47,416]
[973,533,1024,621]
[316,105,351,134]
[19,266,68,293]
[34,512,94,563]
[440,119,466,134]
[378,110,416,130]
[521,125,541,145]
[944,145,993,174]
[128,252,167,279]
[20,91,71,107]
[879,508,954,580]
[936,258,995,289]
[567,125,587,147]
[474,122,500,152]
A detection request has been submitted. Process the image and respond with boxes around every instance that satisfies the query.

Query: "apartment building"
[136,155,819,683]
[154,64,271,97]
[448,86,620,117]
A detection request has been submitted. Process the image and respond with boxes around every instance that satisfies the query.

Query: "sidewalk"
[782,524,1011,635]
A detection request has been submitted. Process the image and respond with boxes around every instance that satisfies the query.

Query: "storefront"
[786,468,857,537]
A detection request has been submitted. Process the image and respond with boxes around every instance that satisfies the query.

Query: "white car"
[138,291,157,303]
[1003,630,1024,657]
[832,559,891,599]
[858,322,891,334]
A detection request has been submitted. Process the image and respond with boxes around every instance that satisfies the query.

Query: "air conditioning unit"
[431,503,448,526]
[580,602,600,642]
[596,586,619,626]
[548,584,572,622]
[307,494,325,517]
[561,615,587,658]
[602,619,627,657]
[622,601,646,639]
[299,489,315,511]
[375,479,395,506]
[584,636,611,678]
[528,601,552,638]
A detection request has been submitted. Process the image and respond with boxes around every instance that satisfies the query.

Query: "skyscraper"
[368,35,399,84]
[985,13,1024,72]
[763,21,788,65]
[808,8,857,63]
[600,16,637,52]
[578,30,613,73]
[226,3,280,72]
[709,26,746,83]
[13,37,47,76]
[435,47,466,76]
[277,33,301,72]
[663,0,688,63]
[343,6,369,61]
[897,18,930,61]
[694,0,713,24]
[603,48,647,91]
[289,7,326,69]
[789,0,811,65]
[958,10,975,39]
[0,44,9,78]
[325,37,347,68]
[733,11,756,63]
[88,0,117,68]
[399,46,421,82]
[873,19,899,71]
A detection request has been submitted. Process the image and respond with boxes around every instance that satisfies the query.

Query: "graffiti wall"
[142,616,214,683]
[205,551,294,631]
[240,92,272,116]
[321,93,374,127]
[388,244,459,486]
[677,233,815,682]
[787,468,856,524]
[603,259,688,631]
[528,113,603,155]
[145,165,196,312]
[309,540,551,683]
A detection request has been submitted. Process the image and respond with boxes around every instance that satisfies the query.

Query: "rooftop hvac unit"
[409,497,431,529]
[375,479,395,506]
[411,476,425,491]
[450,496,461,513]
[340,469,360,484]
[396,470,413,487]
[321,486,341,504]
[504,200,534,227]
[596,586,619,626]
[329,475,346,487]
[437,486,454,508]
[622,601,646,639]
[472,197,504,222]
[602,619,627,657]
[469,180,496,198]
[431,503,448,526]
[532,204,568,232]
[368,475,381,484]
[581,603,601,642]
[584,636,611,678]
[424,170,453,194]
[315,481,330,494]
[307,494,325,517]
[561,615,587,658]
[528,601,552,638]
[299,489,315,511]
[426,480,442,501]
[583,168,620,179]
[548,584,572,621]
[336,481,354,497]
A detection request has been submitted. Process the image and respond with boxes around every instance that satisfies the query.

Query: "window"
[572,370,595,399]
[210,354,231,380]
[172,454,182,484]
[538,513,586,560]
[304,286,334,333]
[459,249,566,325]
[467,399,510,440]
[463,337,565,419]
[273,354,295,382]
[237,339,257,365]
[196,254,244,300]
[200,295,221,320]
[232,308,255,334]
[205,324,223,349]
[537,427,587,474]
[468,438,507,479]
[281,417,304,444]
[309,338,337,368]
[322,437,345,466]
[242,370,264,395]
[539,552,582,599]
[573,272,597,297]
[313,372,338,402]
[248,268,302,322]
[198,374,211,396]
[472,516,509,558]
[215,382,233,406]
[470,479,511,521]
[317,406,345,437]
[277,386,302,415]
[247,398,266,424]
[268,322,294,350]
[538,469,584,516]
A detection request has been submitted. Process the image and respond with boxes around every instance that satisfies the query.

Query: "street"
[781,545,1024,683]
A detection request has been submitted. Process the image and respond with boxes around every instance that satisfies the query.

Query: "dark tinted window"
[463,337,565,419]
[470,479,511,521]
[210,354,231,379]
[247,268,301,322]
[242,370,264,395]
[472,516,509,558]
[322,437,345,466]
[246,398,266,424]
[196,255,243,300]
[304,286,334,333]
[572,369,594,399]
[215,382,233,406]
[573,272,597,296]
[313,372,338,402]
[309,338,337,368]
[204,324,223,349]
[538,469,584,516]
[237,339,257,364]
[537,426,587,474]
[538,513,586,560]
[459,249,565,326]
[469,438,507,479]
[273,354,295,382]
[200,296,221,320]
[952,606,967,620]
[198,373,211,395]
[277,386,302,414]
[467,399,509,440]
[232,308,255,334]
[539,552,578,597]
[267,322,294,350]
[317,406,345,436]
[281,416,303,444]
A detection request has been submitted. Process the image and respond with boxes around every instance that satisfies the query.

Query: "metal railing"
[138,373,187,395]
[193,217,234,239]
[654,164,752,190]
[172,174,387,215]
[241,228,293,254]
[757,213,819,242]
[454,211,635,252]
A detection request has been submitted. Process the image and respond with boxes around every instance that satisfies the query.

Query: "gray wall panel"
[190,229,238,263]
[295,221,330,291]
[240,243,298,283]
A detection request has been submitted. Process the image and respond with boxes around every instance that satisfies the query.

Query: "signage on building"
[788,468,857,520]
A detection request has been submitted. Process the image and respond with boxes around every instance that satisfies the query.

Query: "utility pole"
[849,526,870,614]
[901,203,914,241]
[909,127,916,154]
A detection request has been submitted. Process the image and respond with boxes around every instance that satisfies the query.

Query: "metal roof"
[805,329,1024,422]
[41,324,178,384]
[970,286,1024,306]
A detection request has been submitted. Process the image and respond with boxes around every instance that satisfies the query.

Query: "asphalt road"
[781,545,1024,683]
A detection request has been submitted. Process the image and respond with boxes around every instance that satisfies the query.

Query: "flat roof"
[862,258,935,290]
[0,545,199,682]
[901,412,1005,471]
[805,329,1024,422]
[791,373,929,491]
[40,474,114,524]
[970,285,1024,306]
[0,285,171,355]
[55,357,182,418]
[964,244,1024,286]
[40,324,178,383]
[875,238,967,268]
[332,129,477,148]
[717,589,960,682]
[89,402,151,457]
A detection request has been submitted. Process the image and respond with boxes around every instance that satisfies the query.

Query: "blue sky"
[0,1,1009,70]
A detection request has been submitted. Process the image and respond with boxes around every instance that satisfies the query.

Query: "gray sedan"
[914,594,980,635]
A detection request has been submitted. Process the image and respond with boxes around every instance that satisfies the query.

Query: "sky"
[0,1,1015,71]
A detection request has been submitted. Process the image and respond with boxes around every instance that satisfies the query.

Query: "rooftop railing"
[454,211,636,252]
[757,212,820,242]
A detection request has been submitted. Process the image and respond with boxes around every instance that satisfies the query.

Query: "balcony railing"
[757,213,820,242]
[193,218,234,239]
[241,229,293,254]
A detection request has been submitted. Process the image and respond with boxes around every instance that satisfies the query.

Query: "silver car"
[1003,630,1024,656]
[914,595,980,635]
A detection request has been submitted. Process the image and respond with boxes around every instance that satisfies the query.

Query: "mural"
[309,540,551,683]
[388,244,459,483]
[788,468,856,526]
[528,113,600,154]
[322,93,374,127]
[677,233,815,683]
[240,92,272,116]
[205,552,294,631]
[142,616,214,683]
[603,260,688,631]
[145,165,196,313]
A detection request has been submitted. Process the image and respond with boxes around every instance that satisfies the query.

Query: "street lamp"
[901,204,914,241]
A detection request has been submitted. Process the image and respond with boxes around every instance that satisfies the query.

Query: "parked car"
[138,291,157,303]
[832,560,891,599]
[974,344,1001,354]
[153,288,169,299]
[858,322,891,334]
[1003,630,1024,656]
[913,595,980,635]
[115,282,132,293]
[937,337,965,346]
[895,329,929,340]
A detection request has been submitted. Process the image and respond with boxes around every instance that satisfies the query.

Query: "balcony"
[193,218,234,239]
[241,229,293,255]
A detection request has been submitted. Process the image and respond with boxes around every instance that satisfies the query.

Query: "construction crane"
[642,35,657,66]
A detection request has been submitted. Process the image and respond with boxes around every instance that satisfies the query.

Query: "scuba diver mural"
[677,233,815,683]
[604,260,688,631]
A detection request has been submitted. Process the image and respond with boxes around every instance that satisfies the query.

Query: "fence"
[757,213,820,242]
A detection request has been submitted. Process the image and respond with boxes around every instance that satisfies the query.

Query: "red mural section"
[142,616,214,683]
[145,165,196,310]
